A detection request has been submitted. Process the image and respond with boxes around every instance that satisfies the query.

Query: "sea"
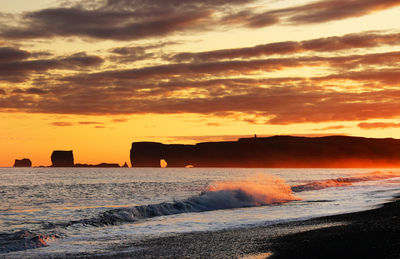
[1,167,399,257]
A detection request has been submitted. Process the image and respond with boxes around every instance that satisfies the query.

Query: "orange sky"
[1,0,400,166]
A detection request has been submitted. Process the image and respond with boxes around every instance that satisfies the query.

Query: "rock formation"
[130,135,400,168]
[75,163,120,168]
[13,158,32,167]
[51,150,74,167]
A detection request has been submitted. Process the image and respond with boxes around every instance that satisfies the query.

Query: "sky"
[1,0,400,166]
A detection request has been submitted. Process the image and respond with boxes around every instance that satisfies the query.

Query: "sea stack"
[13,158,32,167]
[51,150,74,167]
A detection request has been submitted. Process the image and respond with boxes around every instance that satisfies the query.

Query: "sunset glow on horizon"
[2,0,400,166]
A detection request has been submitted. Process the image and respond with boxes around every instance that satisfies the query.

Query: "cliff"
[13,158,32,167]
[51,150,74,167]
[130,135,400,168]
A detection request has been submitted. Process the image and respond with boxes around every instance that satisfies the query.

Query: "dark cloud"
[0,0,253,41]
[0,47,30,62]
[25,88,47,95]
[220,10,279,28]
[2,0,398,41]
[171,31,400,62]
[317,68,400,85]
[219,0,400,30]
[0,8,211,40]
[0,52,103,82]
[109,42,178,63]
[358,122,400,129]
[282,0,400,24]
[61,51,400,86]
[109,46,155,63]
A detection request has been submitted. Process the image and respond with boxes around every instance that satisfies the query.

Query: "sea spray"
[208,174,301,204]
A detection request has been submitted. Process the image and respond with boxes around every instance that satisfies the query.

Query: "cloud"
[220,10,279,28]
[2,46,400,125]
[2,0,399,42]
[78,121,103,125]
[317,68,400,85]
[60,50,400,87]
[219,0,400,30]
[358,122,400,129]
[0,52,103,82]
[171,31,400,62]
[111,118,128,123]
[0,0,252,41]
[282,0,400,24]
[4,80,400,125]
[0,47,30,62]
[50,121,74,126]
[312,125,348,131]
[49,121,104,127]
[108,41,179,63]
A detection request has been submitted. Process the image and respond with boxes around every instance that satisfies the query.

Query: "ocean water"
[0,168,399,257]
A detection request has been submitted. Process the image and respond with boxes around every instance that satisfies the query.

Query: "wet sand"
[77,195,399,258]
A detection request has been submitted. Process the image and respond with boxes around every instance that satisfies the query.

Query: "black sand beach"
[95,195,400,259]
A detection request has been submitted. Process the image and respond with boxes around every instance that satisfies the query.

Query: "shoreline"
[94,195,400,258]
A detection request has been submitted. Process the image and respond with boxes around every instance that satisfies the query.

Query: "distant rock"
[122,162,129,168]
[51,150,74,167]
[13,158,32,167]
[75,163,120,168]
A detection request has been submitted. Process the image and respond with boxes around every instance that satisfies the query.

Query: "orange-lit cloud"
[358,122,400,129]
[312,125,348,131]
[277,0,400,24]
[1,0,399,41]
[0,52,103,82]
[0,0,250,40]
[50,121,74,127]
[171,31,400,62]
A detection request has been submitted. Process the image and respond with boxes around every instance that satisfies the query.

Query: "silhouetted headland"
[130,135,400,168]
[13,158,32,167]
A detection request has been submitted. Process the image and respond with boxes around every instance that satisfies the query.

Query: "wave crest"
[291,171,400,192]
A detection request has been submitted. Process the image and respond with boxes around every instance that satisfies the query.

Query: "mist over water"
[1,168,399,256]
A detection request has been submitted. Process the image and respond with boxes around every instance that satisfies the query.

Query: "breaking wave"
[65,174,300,227]
[291,171,400,192]
[60,171,400,227]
